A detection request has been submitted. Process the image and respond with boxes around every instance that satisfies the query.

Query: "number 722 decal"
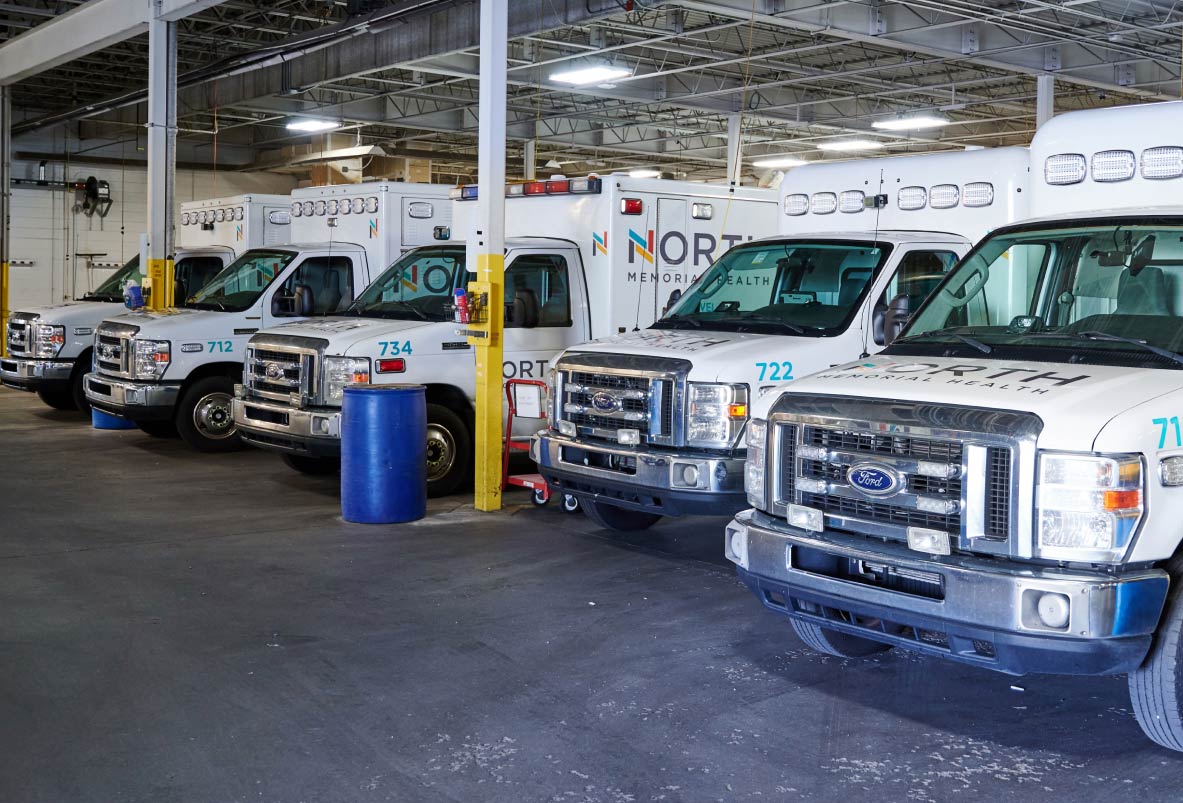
[756,361,794,382]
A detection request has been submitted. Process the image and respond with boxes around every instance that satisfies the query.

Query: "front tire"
[426,403,470,498]
[1129,555,1183,751]
[137,421,178,438]
[281,453,340,476]
[175,375,243,453]
[790,619,893,658]
[36,387,77,411]
[580,497,662,531]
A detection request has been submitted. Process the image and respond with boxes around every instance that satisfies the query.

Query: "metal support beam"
[0,86,9,356]
[0,0,225,86]
[145,12,177,310]
[470,0,507,512]
[726,112,741,186]
[1036,74,1055,129]
[523,138,536,180]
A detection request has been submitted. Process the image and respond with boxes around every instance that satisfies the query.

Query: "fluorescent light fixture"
[752,156,807,168]
[872,115,949,131]
[629,168,661,178]
[551,64,631,86]
[286,119,340,132]
[817,139,883,152]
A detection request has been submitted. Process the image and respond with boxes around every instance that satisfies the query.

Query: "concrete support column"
[145,10,177,309]
[470,0,508,512]
[0,86,9,356]
[1036,74,1055,129]
[523,138,536,181]
[727,112,741,186]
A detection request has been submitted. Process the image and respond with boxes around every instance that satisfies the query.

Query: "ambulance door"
[502,248,583,435]
[651,197,687,326]
[868,245,964,348]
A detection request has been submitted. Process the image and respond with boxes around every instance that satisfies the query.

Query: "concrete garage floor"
[2,386,1182,802]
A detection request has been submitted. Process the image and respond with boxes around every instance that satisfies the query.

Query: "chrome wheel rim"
[193,391,235,440]
[425,423,456,482]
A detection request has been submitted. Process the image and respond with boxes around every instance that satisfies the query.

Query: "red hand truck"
[502,378,580,513]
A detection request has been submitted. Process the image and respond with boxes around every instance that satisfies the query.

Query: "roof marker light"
[506,183,525,196]
[929,184,960,209]
[810,192,837,214]
[314,200,327,216]
[963,182,994,207]
[1045,153,1087,185]
[784,193,809,216]
[898,186,927,210]
[460,185,479,200]
[1092,150,1136,182]
[621,198,643,215]
[524,181,547,195]
[838,190,865,213]
[1141,146,1183,180]
[546,179,570,193]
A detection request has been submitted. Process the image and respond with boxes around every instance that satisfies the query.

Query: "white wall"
[7,158,296,311]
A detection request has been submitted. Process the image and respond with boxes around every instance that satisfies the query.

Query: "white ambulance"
[231,175,776,496]
[1,193,289,411]
[535,148,1030,531]
[729,101,1183,751]
[82,181,452,450]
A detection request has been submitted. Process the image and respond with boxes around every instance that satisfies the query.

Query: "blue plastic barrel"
[341,384,427,524]
[91,408,137,430]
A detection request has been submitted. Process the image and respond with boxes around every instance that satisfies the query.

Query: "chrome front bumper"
[83,372,181,420]
[0,356,74,390]
[727,509,1170,675]
[231,393,341,456]
[535,430,745,517]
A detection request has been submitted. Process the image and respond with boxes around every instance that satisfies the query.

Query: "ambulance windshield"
[188,249,296,312]
[82,256,143,302]
[656,239,892,336]
[349,246,474,321]
[897,217,1183,369]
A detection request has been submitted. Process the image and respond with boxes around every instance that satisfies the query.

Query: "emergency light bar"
[810,192,837,215]
[898,186,927,211]
[1142,147,1183,180]
[181,206,246,225]
[1091,150,1136,183]
[929,184,960,209]
[452,177,604,201]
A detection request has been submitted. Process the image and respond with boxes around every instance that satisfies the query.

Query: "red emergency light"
[620,198,643,215]
[376,358,406,374]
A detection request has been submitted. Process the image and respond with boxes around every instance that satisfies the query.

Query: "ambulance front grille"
[5,315,35,357]
[557,364,686,447]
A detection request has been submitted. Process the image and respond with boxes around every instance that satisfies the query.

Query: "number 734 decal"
[756,361,794,382]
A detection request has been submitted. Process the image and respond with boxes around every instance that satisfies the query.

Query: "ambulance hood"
[566,328,800,382]
[766,353,1183,450]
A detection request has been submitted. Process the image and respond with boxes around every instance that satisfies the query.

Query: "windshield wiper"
[895,327,992,354]
[189,300,227,312]
[1028,330,1183,367]
[659,313,702,328]
[735,314,805,334]
[384,300,428,320]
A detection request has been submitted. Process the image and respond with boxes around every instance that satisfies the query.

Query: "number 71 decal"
[1154,416,1182,448]
[756,361,794,382]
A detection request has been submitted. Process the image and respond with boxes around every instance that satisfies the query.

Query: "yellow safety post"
[146,258,174,310]
[0,85,9,356]
[468,265,504,511]
[470,0,508,512]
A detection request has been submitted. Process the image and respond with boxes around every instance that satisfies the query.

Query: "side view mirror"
[509,288,540,329]
[881,293,912,346]
[663,288,682,315]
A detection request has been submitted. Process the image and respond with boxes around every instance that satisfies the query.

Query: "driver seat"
[321,269,343,313]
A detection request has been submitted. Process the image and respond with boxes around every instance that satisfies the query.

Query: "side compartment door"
[262,254,358,328]
[868,247,961,349]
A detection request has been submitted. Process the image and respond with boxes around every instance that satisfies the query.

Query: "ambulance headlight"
[745,418,768,509]
[1036,452,1143,562]
[322,356,371,403]
[687,383,749,448]
[132,339,170,379]
[33,324,65,357]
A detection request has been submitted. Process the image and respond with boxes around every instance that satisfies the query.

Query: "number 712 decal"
[756,361,794,382]
[1154,416,1182,448]
[207,340,232,353]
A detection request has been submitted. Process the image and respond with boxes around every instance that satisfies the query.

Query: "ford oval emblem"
[846,463,900,497]
[590,391,621,413]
